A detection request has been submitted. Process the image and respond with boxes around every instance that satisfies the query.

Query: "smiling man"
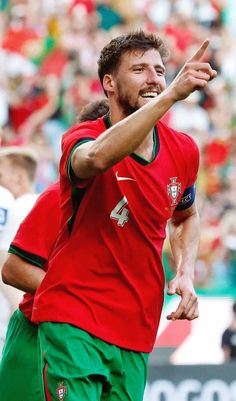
[33,30,217,401]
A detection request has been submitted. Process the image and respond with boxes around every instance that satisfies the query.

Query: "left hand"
[166,273,199,321]
[167,39,217,102]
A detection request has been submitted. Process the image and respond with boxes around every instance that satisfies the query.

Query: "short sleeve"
[60,121,102,182]
[9,183,60,266]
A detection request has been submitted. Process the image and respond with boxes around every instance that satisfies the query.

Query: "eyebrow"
[131,63,166,73]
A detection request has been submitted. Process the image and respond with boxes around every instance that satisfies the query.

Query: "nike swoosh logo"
[116,171,136,182]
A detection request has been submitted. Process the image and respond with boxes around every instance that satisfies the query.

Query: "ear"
[103,74,115,95]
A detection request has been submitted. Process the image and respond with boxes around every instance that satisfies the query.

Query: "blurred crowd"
[0,0,236,293]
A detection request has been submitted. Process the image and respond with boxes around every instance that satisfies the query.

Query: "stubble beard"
[116,81,140,117]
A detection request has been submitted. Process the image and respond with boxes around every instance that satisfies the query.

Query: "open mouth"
[140,92,159,99]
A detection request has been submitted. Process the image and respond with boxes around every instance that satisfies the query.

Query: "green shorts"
[0,309,43,401]
[39,322,149,401]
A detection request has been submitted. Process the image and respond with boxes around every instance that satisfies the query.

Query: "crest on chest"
[167,177,181,206]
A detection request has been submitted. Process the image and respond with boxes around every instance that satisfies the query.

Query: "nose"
[146,67,159,84]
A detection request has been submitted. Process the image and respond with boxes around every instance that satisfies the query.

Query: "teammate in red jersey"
[0,182,60,401]
[33,30,217,401]
[0,99,109,401]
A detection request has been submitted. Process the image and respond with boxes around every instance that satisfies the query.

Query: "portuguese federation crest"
[56,382,67,401]
[167,177,181,206]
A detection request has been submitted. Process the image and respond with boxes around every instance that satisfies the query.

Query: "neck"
[134,130,154,159]
[108,98,132,125]
[107,102,155,161]
[109,110,126,126]
[15,183,34,199]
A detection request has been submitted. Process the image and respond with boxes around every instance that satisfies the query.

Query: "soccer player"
[0,99,109,401]
[0,182,60,401]
[0,147,39,258]
[0,147,39,351]
[0,186,14,243]
[33,31,217,401]
[0,132,14,256]
[0,185,14,352]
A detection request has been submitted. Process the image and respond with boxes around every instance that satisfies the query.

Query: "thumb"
[167,282,177,295]
[188,39,209,63]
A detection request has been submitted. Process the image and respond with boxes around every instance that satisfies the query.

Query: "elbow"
[89,152,110,174]
[2,261,13,285]
[171,206,199,226]
[73,148,110,179]
[86,143,113,173]
[2,265,9,284]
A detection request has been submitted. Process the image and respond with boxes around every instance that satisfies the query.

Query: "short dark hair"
[76,99,109,123]
[98,30,169,94]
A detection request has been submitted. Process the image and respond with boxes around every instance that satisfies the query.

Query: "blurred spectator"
[96,0,124,31]
[169,91,210,146]
[221,301,236,362]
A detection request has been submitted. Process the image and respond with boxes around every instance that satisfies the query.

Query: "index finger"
[166,300,185,321]
[188,39,210,63]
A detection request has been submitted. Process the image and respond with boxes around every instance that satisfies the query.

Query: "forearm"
[72,90,175,178]
[166,204,200,321]
[26,96,58,127]
[93,91,174,162]
[169,208,200,279]
[73,40,217,179]
[2,254,46,294]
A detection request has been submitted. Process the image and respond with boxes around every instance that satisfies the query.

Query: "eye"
[133,67,144,73]
[155,69,165,76]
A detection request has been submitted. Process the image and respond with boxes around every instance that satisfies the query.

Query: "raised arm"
[71,40,217,179]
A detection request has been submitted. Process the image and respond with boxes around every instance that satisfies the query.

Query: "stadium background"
[0,1,236,400]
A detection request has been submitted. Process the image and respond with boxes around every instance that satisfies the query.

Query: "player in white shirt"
[0,185,15,351]
[0,145,39,260]
[0,185,14,243]
[0,193,39,252]
[0,129,15,242]
[0,147,39,353]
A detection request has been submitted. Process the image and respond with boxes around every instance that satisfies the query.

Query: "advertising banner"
[144,363,236,401]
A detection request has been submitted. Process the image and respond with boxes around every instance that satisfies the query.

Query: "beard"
[116,81,140,117]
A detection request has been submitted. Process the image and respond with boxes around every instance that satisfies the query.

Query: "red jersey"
[33,116,199,352]
[9,182,60,320]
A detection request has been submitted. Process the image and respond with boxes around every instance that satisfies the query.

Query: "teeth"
[141,92,158,98]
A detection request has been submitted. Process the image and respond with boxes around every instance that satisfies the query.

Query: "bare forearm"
[167,204,200,321]
[27,96,58,127]
[72,91,174,178]
[169,209,200,279]
[73,40,217,179]
[2,255,46,294]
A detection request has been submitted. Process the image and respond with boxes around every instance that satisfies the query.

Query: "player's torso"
[33,119,198,351]
[61,120,193,244]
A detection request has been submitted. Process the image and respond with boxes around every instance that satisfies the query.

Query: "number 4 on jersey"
[110,196,129,227]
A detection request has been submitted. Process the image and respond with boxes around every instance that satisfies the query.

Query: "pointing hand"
[167,39,217,102]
